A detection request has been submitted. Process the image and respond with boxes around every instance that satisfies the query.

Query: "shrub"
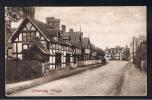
[6,58,43,83]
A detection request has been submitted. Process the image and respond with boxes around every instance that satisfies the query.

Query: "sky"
[19,6,147,50]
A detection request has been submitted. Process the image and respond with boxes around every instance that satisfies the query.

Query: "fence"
[77,60,102,67]
[45,59,102,74]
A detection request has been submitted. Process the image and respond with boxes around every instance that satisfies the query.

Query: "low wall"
[77,59,102,67]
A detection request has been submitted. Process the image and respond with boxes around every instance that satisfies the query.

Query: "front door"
[55,53,61,70]
[66,54,70,67]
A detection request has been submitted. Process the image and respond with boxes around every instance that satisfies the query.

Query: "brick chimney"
[23,7,35,19]
[61,25,66,33]
[69,28,73,33]
[46,17,60,29]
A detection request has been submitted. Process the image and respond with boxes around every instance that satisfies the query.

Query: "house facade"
[105,47,124,60]
[63,28,83,67]
[6,8,74,73]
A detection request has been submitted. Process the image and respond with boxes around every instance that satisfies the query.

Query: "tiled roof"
[5,28,17,50]
[64,31,82,47]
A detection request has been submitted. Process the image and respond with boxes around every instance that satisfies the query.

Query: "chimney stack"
[23,7,35,19]
[69,28,73,33]
[46,17,60,29]
[61,25,66,33]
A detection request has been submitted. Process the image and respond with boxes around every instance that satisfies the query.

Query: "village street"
[9,61,147,96]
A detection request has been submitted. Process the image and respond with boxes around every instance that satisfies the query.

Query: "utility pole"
[132,36,135,63]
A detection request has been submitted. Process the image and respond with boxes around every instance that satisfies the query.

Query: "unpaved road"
[8,61,147,96]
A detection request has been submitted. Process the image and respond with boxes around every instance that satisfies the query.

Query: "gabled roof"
[82,37,90,48]
[5,28,17,50]
[64,31,82,47]
[8,17,71,46]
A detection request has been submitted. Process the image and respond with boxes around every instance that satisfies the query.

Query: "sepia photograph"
[5,6,147,96]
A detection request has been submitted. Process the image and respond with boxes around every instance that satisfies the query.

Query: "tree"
[5,7,24,22]
[96,47,105,60]
[134,40,147,67]
[122,46,130,60]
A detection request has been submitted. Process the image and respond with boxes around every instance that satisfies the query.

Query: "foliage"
[96,47,105,57]
[5,7,24,22]
[122,47,130,60]
[5,58,43,83]
[134,41,147,70]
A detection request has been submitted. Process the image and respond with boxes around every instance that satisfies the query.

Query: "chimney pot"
[61,25,66,32]
[69,28,73,33]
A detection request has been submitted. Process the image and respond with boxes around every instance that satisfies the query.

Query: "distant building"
[105,46,124,60]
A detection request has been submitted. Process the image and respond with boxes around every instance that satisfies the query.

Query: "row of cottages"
[5,8,101,73]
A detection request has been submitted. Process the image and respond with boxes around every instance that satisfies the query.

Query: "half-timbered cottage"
[62,28,83,67]
[5,8,74,73]
[82,37,91,60]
